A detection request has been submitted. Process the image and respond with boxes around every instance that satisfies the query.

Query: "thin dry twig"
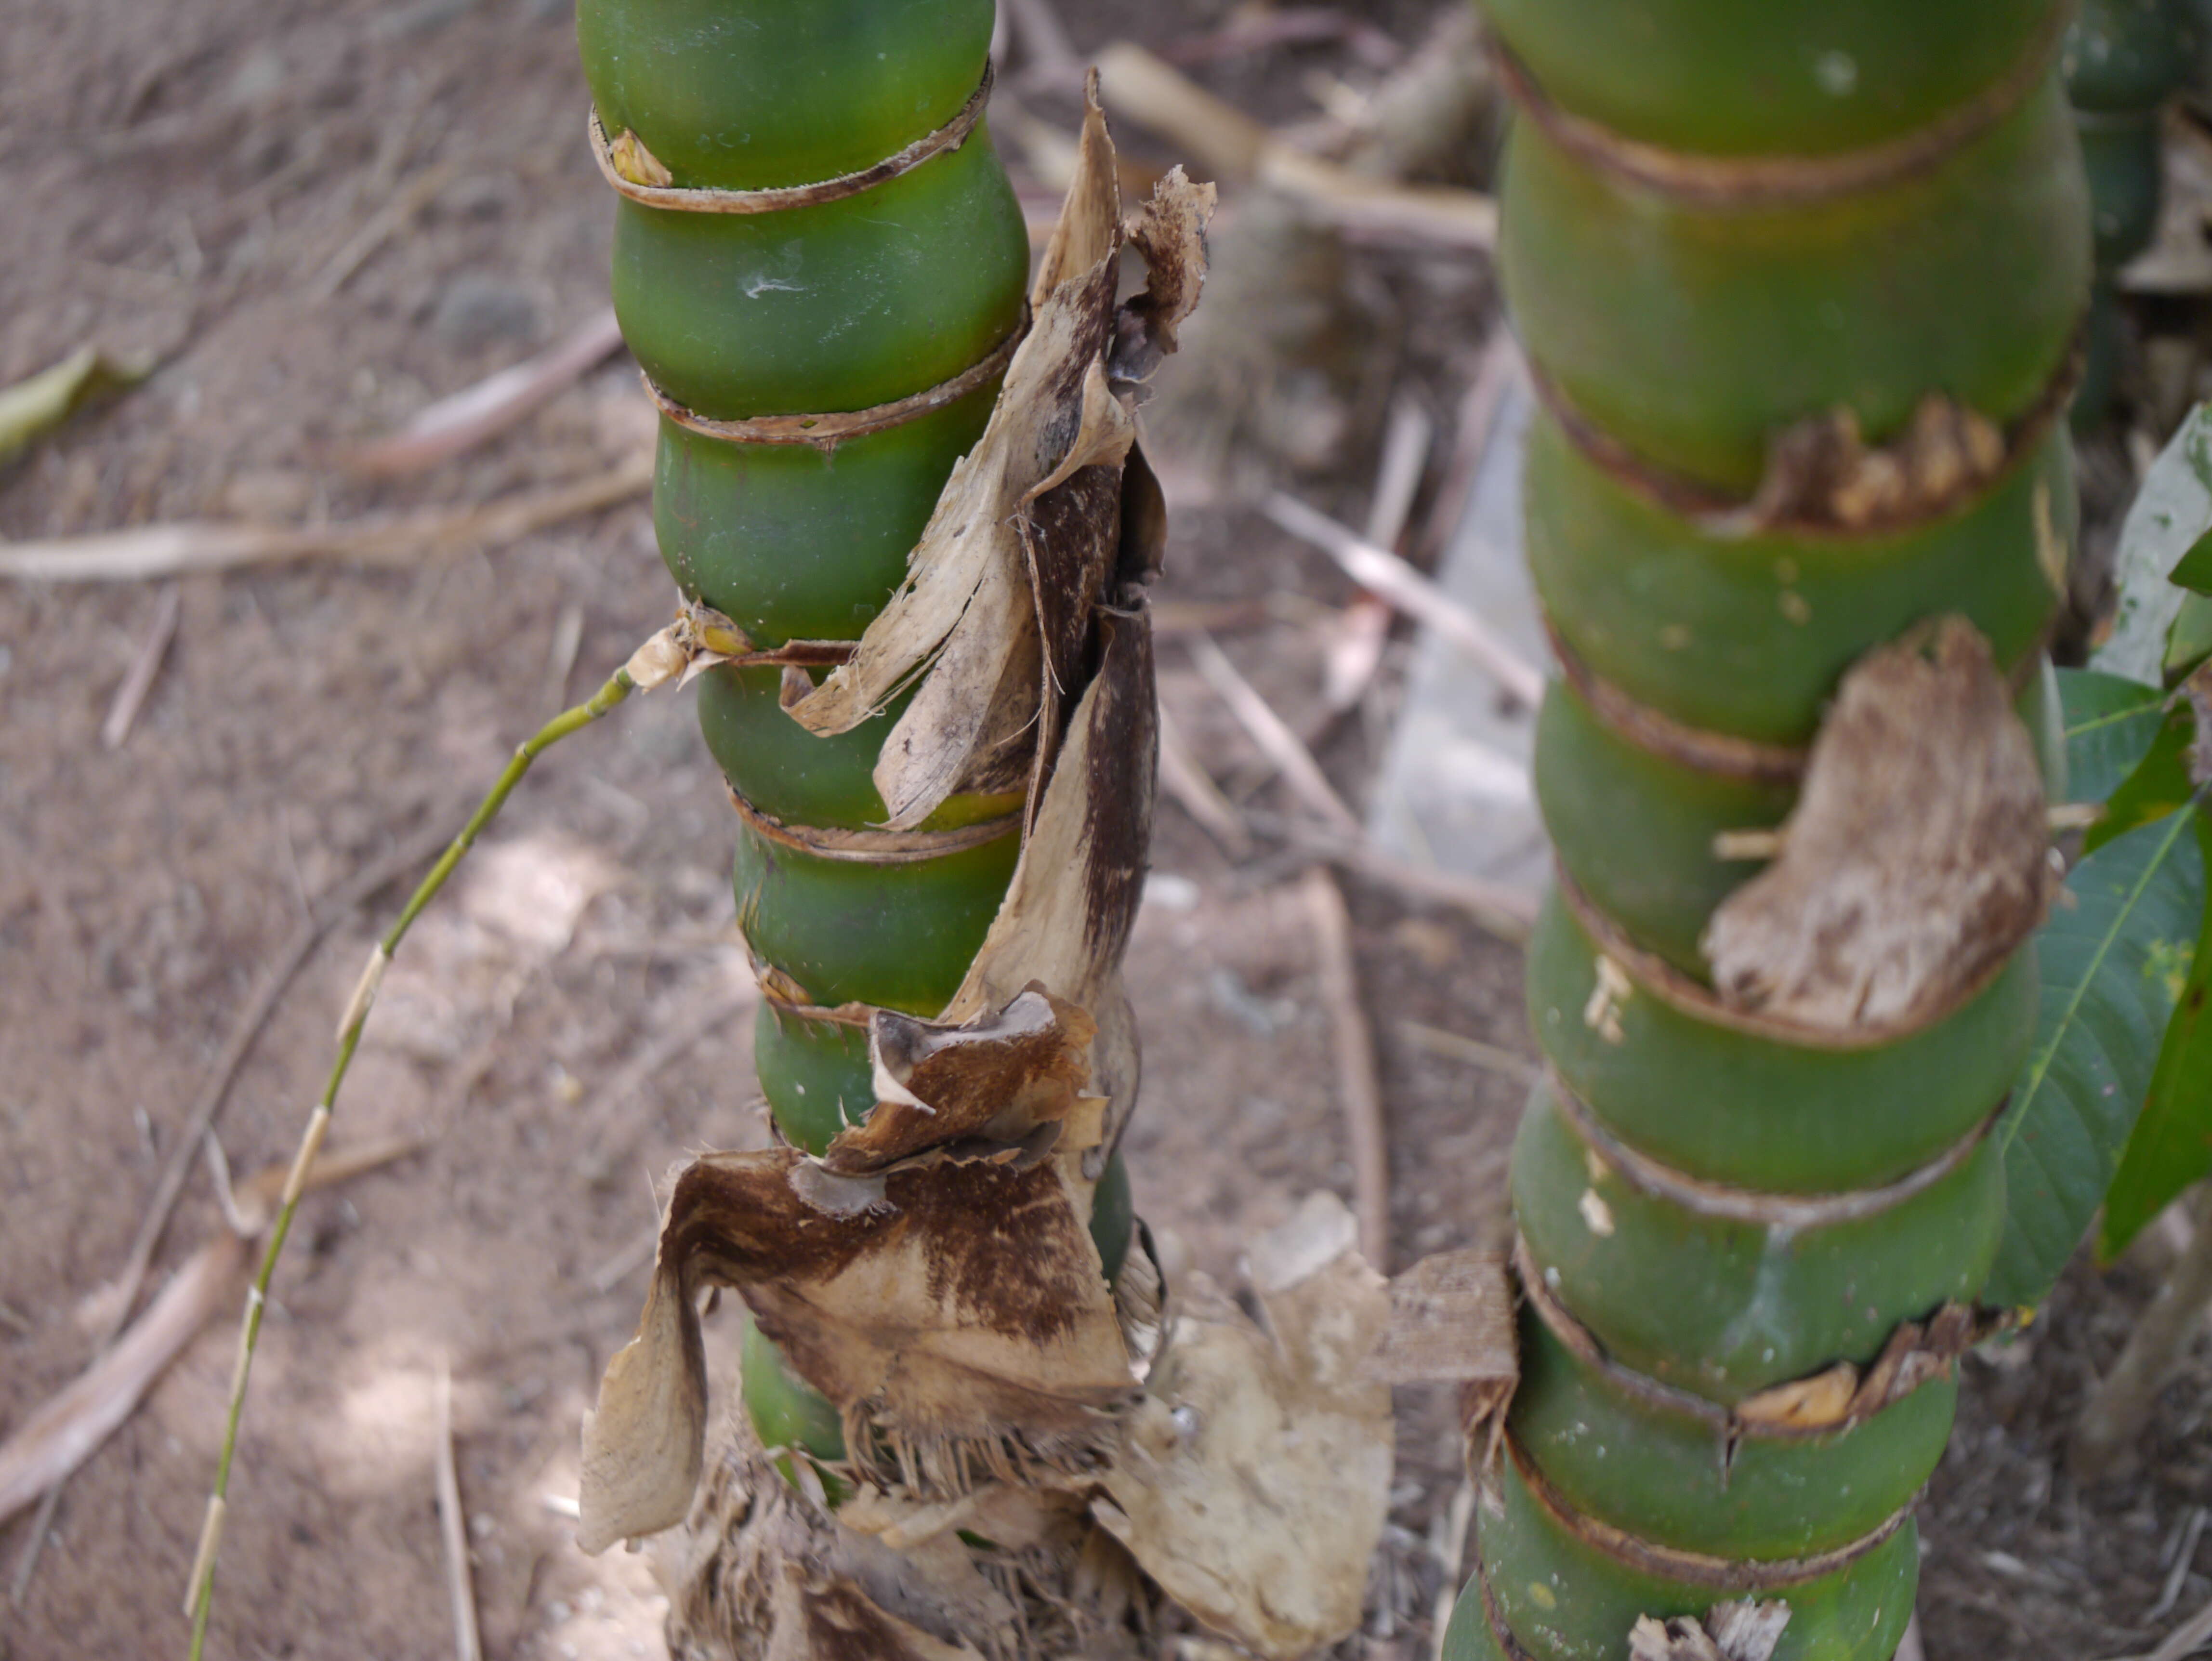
[97,818,454,1347]
[1095,42,1496,248]
[1188,631,1362,837]
[2114,1589,2212,1661]
[0,456,651,583]
[1246,809,1539,944]
[1264,491,1546,710]
[2156,1510,2211,1624]
[1396,1019,1538,1085]
[1155,701,1255,857]
[1162,8,1401,71]
[1325,395,1433,714]
[434,1358,483,1661]
[100,582,180,749]
[308,159,459,302]
[1004,0,1080,82]
[1304,868,1390,1271]
[346,307,626,478]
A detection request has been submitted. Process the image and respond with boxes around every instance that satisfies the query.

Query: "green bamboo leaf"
[2099,813,2212,1259]
[2170,591,2212,680]
[2173,528,2212,594]
[2057,666,2167,806]
[1986,804,2208,1311]
[2084,696,2199,853]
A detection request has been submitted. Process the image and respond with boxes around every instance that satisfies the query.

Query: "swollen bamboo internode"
[1448,5,2085,1658]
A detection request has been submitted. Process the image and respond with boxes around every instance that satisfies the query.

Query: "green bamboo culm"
[574,0,1128,1465]
[2066,0,2194,423]
[1445,7,2088,1660]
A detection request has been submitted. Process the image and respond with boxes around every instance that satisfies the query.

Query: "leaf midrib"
[1999,805,2199,1159]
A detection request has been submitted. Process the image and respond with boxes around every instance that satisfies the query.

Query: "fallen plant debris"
[1626,1600,1791,1661]
[1704,618,2053,1034]
[343,305,626,477]
[0,345,155,468]
[0,457,649,582]
[0,1138,418,1528]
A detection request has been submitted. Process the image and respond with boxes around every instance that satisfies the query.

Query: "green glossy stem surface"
[1464,4,2082,1655]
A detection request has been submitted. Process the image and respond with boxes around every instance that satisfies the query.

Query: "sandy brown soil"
[0,2,2201,1660]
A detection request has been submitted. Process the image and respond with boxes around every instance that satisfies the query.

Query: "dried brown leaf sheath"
[786,78,1214,832]
[1094,1195,1394,1659]
[1628,1600,1791,1661]
[1366,1247,1517,1387]
[578,1151,1135,1553]
[1704,617,2050,1033]
[827,989,1099,1176]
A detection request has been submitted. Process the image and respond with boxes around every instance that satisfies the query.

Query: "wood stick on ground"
[346,307,627,478]
[1895,1616,1925,1661]
[1188,631,1362,837]
[1155,701,1255,857]
[1415,330,1523,569]
[0,1236,247,1529]
[1326,394,1435,714]
[1264,491,1546,710]
[100,581,180,749]
[434,1358,483,1661]
[2154,1508,2210,1623]
[1094,41,1497,249]
[0,1140,418,1533]
[1244,808,1540,944]
[2072,1186,2212,1485]
[1304,866,1391,1272]
[1004,0,1080,82]
[0,455,651,583]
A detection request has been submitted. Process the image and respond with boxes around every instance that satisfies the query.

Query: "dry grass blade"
[1303,868,1390,1270]
[346,307,626,478]
[0,457,650,582]
[1263,492,1545,709]
[434,1358,482,1661]
[1187,631,1361,836]
[100,582,181,749]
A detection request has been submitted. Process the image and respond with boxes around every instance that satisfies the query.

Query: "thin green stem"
[184,665,637,1661]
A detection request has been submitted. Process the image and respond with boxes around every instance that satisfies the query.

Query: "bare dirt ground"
[0,1,2201,1660]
